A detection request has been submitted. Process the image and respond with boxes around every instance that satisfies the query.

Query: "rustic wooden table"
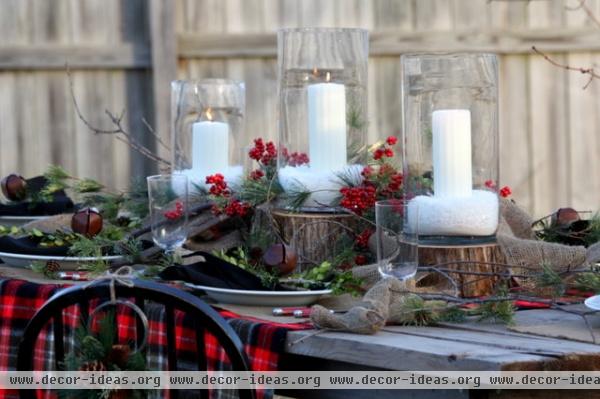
[279,309,600,399]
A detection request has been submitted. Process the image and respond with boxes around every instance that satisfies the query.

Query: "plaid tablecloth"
[0,279,310,399]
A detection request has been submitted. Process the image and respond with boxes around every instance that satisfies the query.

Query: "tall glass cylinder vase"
[401,53,499,245]
[277,28,369,212]
[171,79,245,197]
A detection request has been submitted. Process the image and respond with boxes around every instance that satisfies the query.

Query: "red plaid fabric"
[0,279,311,399]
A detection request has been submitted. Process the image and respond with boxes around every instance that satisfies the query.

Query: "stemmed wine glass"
[147,174,188,253]
[376,199,419,281]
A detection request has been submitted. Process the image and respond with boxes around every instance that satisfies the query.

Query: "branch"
[532,46,600,89]
[66,66,172,167]
[566,0,600,29]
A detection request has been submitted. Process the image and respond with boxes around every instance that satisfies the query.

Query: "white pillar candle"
[192,116,230,175]
[307,74,347,171]
[432,109,472,198]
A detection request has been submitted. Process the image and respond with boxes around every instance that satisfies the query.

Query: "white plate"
[585,295,600,311]
[0,251,123,271]
[185,283,332,306]
[0,215,49,227]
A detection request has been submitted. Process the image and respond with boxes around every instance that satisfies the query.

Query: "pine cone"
[108,344,131,369]
[45,261,61,274]
[78,360,106,372]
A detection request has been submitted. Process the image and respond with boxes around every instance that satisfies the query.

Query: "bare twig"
[532,46,600,89]
[566,0,600,29]
[141,117,172,153]
[66,67,172,167]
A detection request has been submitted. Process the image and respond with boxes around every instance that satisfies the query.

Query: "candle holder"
[171,79,245,195]
[276,28,369,211]
[401,53,499,245]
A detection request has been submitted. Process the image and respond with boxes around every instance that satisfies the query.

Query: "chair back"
[17,279,255,399]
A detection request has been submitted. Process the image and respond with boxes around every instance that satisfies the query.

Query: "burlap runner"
[312,200,600,334]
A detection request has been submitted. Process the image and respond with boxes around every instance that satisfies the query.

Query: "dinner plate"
[584,295,600,311]
[0,251,123,271]
[185,283,332,306]
[0,215,49,227]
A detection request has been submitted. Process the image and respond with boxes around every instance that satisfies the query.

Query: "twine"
[84,266,136,303]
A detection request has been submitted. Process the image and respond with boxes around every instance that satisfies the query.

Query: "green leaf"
[74,178,104,193]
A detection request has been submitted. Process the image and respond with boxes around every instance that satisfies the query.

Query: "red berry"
[499,186,512,198]
[384,148,394,158]
[354,255,368,265]
[386,136,398,146]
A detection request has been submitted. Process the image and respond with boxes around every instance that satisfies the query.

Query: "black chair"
[17,279,256,399]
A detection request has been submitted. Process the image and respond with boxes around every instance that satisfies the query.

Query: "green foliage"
[585,213,600,246]
[438,306,468,323]
[62,311,147,399]
[239,177,282,206]
[30,261,57,279]
[73,178,104,193]
[329,271,363,296]
[477,286,515,325]
[534,262,565,297]
[398,296,446,327]
[281,185,314,211]
[574,271,600,293]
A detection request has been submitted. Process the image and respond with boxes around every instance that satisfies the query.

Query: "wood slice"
[271,210,358,270]
[418,242,506,297]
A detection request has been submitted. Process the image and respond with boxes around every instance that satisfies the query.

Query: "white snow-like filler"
[406,190,499,236]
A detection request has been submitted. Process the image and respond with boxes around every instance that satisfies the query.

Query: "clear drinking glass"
[147,174,189,253]
[376,200,419,281]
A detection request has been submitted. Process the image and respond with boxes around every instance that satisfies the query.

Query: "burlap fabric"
[498,199,600,282]
[311,277,445,334]
[311,199,600,333]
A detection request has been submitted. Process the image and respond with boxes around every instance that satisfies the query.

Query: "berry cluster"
[485,180,512,198]
[164,200,184,221]
[286,151,310,167]
[499,186,512,198]
[372,136,398,161]
[206,173,230,197]
[360,164,403,199]
[213,199,250,218]
[339,185,377,216]
[249,138,277,166]
[354,254,368,265]
[355,229,373,249]
[249,169,264,181]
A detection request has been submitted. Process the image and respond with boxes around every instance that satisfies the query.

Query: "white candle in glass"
[191,108,230,174]
[307,72,347,171]
[432,109,472,198]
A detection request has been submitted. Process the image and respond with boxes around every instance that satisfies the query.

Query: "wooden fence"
[0,0,599,217]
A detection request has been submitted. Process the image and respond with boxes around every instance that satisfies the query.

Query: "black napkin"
[159,251,284,291]
[0,236,69,256]
[0,176,74,216]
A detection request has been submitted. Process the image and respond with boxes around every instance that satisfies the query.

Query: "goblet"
[376,199,419,281]
[147,174,188,253]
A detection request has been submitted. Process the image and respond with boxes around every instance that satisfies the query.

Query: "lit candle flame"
[205,107,213,121]
[326,72,331,82]
[312,67,318,77]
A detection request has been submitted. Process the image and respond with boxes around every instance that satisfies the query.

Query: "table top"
[285,310,600,371]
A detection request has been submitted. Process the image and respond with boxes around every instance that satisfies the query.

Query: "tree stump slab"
[272,210,358,270]
[418,242,506,297]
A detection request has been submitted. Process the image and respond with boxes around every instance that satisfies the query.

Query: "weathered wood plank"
[528,0,570,216]
[286,328,557,371]
[0,45,151,69]
[150,0,178,166]
[178,28,600,58]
